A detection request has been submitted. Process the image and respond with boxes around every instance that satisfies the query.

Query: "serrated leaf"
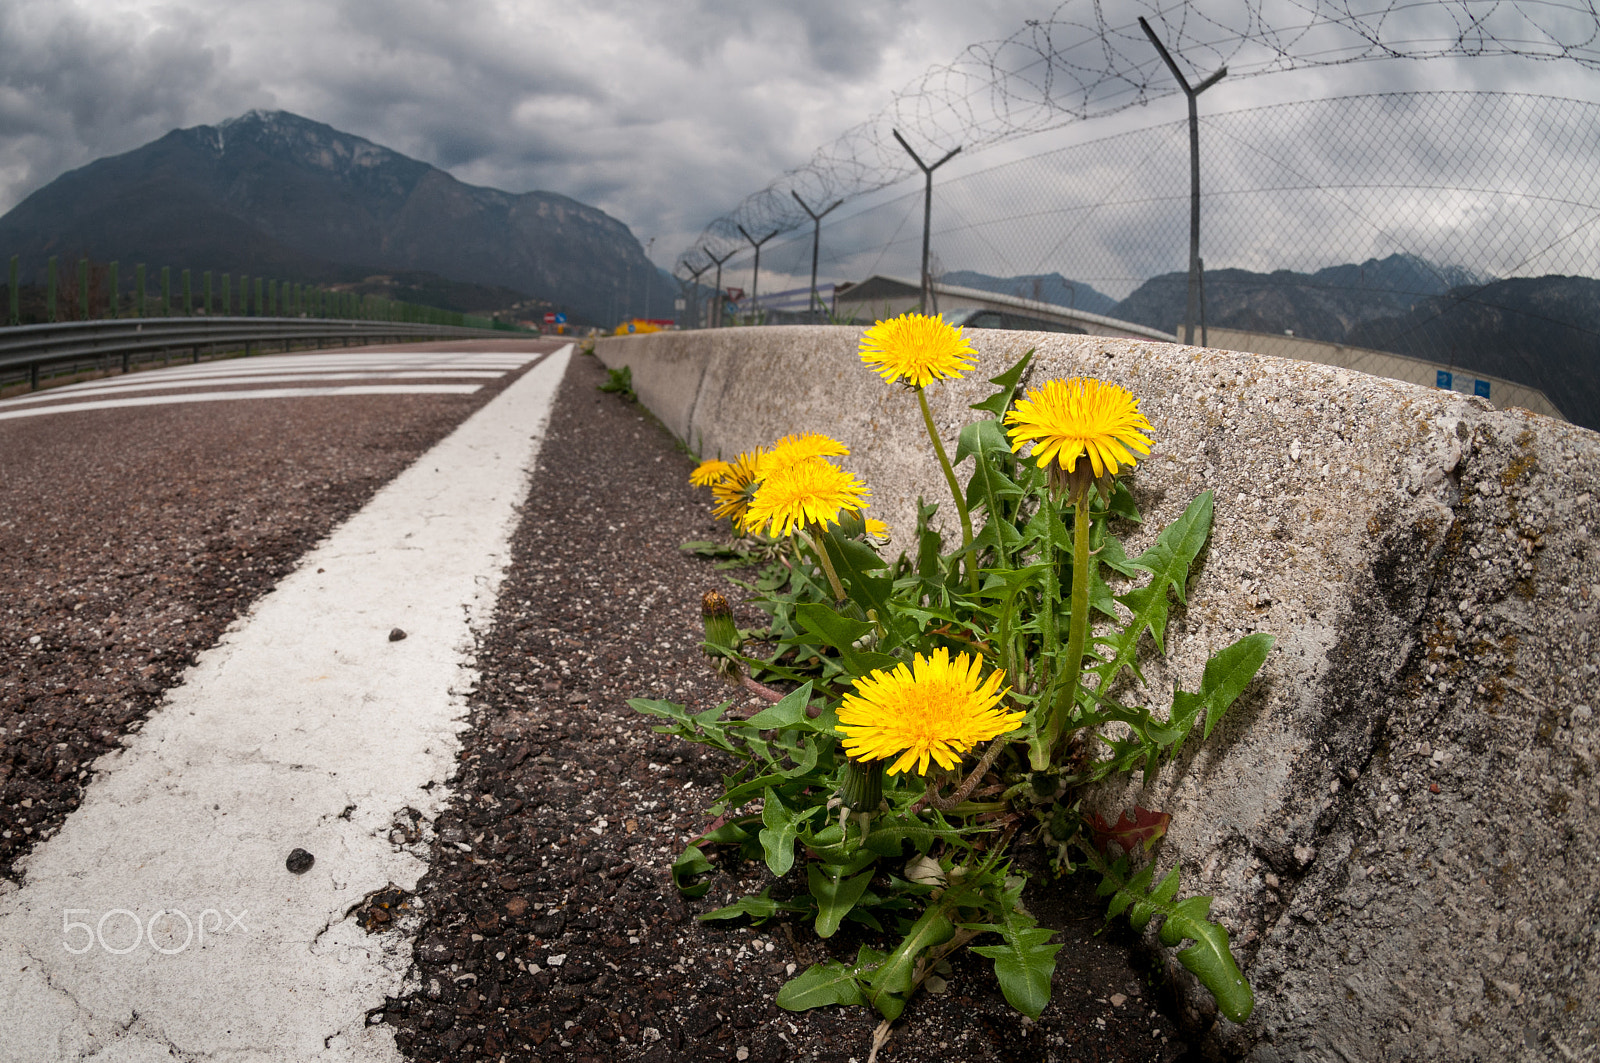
[776,961,865,1011]
[1095,857,1254,1024]
[759,788,804,876]
[1103,479,1143,524]
[1197,633,1274,739]
[776,945,887,1011]
[955,418,1011,466]
[969,926,1063,1018]
[864,896,957,1020]
[743,681,816,729]
[671,844,714,898]
[968,348,1034,419]
[964,879,1063,1018]
[809,863,876,938]
[794,603,900,677]
[700,887,814,924]
[1094,491,1213,687]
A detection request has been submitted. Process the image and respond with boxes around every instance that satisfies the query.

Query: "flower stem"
[798,527,847,603]
[918,737,1010,812]
[1029,494,1062,770]
[1046,496,1092,763]
[916,386,979,594]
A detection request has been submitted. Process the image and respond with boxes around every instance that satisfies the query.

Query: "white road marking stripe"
[0,372,509,408]
[0,384,484,422]
[0,345,572,1062]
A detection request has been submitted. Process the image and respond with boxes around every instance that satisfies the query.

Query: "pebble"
[388,627,407,642]
[285,847,315,874]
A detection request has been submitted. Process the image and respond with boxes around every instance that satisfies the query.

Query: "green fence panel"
[135,264,146,317]
[109,261,119,319]
[204,271,212,315]
[182,269,192,316]
[46,256,58,322]
[78,258,89,321]
[161,266,170,317]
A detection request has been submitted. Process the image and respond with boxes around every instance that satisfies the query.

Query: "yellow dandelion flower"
[761,432,850,477]
[689,458,734,488]
[711,450,763,524]
[835,648,1021,776]
[1004,377,1153,481]
[740,456,869,538]
[864,518,890,544]
[858,312,978,388]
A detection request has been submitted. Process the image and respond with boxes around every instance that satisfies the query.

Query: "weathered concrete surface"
[595,327,1599,1061]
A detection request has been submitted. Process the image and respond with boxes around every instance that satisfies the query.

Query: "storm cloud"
[1,0,1596,280]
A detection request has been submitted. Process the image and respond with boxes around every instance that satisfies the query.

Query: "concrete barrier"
[595,326,1598,1061]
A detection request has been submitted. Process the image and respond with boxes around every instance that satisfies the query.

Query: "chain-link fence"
[694,92,1600,429]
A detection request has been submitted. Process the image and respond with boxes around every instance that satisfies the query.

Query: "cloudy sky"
[2,0,1598,283]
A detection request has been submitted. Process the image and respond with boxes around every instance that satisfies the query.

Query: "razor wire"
[705,90,1600,426]
[676,0,1600,272]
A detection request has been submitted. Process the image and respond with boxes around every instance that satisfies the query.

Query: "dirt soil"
[379,353,1203,1063]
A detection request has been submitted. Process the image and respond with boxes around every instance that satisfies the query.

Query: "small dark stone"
[388,627,408,642]
[285,847,315,874]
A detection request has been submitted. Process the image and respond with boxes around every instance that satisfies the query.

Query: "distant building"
[831,276,1171,341]
[1195,326,1564,421]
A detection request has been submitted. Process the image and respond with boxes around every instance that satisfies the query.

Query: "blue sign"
[1474,379,1491,399]
[1436,370,1452,389]
[555,313,567,324]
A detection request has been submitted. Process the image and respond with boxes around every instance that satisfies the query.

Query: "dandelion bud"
[701,590,739,650]
[840,757,884,813]
[833,509,867,539]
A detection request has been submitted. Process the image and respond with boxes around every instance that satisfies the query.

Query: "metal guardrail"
[0,316,507,390]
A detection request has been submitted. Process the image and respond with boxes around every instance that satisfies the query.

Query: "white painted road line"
[0,345,571,1062]
[0,384,484,422]
[0,372,509,408]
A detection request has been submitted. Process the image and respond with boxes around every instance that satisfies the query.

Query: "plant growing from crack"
[632,313,1270,1047]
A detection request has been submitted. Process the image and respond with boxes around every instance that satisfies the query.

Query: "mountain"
[0,110,670,325]
[1346,275,1600,431]
[1108,253,1489,341]
[940,270,1119,316]
[1109,255,1597,431]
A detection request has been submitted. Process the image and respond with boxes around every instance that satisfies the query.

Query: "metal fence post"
[1139,17,1225,346]
[892,130,961,316]
[792,192,843,320]
[704,247,735,327]
[735,225,779,322]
